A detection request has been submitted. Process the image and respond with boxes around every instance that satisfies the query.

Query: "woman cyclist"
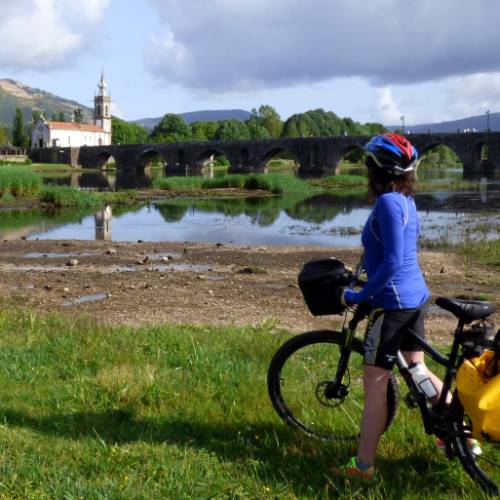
[333,133,448,479]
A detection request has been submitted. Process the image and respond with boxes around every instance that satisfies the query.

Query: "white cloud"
[0,0,110,71]
[375,87,404,125]
[144,0,500,94]
[446,73,500,117]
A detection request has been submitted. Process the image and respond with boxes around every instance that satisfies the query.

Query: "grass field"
[0,309,495,499]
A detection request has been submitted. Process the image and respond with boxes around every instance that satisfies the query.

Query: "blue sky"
[1,0,500,126]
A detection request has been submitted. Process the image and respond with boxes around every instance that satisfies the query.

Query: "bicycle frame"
[333,301,468,440]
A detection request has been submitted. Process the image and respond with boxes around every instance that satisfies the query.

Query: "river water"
[2,168,500,246]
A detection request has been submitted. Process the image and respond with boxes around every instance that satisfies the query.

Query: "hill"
[388,111,500,133]
[133,109,251,129]
[0,79,93,129]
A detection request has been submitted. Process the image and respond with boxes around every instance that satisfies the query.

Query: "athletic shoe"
[330,456,376,481]
[436,438,482,456]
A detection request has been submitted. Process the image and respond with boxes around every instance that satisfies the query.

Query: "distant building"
[31,73,112,148]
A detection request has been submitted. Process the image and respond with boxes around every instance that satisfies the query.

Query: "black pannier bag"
[298,258,353,316]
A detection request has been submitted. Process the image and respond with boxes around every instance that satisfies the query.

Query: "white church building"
[31,73,112,149]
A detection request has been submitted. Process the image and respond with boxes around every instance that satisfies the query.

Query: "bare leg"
[356,364,391,465]
[403,351,450,404]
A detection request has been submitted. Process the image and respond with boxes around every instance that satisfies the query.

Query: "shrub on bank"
[153,173,321,197]
[0,166,41,196]
[39,186,102,208]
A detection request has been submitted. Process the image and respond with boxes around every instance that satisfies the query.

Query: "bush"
[0,166,41,196]
[39,186,103,208]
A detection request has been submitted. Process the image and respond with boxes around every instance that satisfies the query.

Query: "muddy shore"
[0,239,498,341]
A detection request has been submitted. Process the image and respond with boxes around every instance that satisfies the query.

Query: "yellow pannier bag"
[456,350,500,442]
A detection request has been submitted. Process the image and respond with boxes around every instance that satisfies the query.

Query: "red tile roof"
[48,121,105,133]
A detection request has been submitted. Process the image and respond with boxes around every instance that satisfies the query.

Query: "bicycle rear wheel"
[267,330,399,441]
[450,394,499,496]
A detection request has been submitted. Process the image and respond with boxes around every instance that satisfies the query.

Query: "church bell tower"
[94,72,112,137]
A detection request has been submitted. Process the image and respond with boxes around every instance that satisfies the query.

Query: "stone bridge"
[30,133,500,177]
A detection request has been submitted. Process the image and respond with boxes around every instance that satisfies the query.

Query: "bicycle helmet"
[364,133,418,175]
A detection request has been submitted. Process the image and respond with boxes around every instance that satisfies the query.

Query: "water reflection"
[8,167,500,245]
[95,205,112,241]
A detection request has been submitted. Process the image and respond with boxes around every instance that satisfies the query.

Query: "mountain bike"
[267,262,499,495]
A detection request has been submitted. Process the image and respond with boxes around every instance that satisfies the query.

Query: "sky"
[1,0,500,126]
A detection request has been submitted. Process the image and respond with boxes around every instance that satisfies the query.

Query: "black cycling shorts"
[363,302,427,370]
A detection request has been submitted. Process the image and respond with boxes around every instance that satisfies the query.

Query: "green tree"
[214,119,251,141]
[73,108,84,124]
[32,109,43,124]
[0,126,10,145]
[12,107,28,147]
[251,105,283,137]
[246,113,271,139]
[112,117,149,144]
[150,114,191,143]
[189,121,218,141]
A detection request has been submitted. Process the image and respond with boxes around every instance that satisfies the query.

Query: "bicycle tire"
[449,393,499,496]
[267,330,400,441]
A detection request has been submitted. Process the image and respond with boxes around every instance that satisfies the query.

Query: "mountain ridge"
[388,112,500,133]
[0,78,93,127]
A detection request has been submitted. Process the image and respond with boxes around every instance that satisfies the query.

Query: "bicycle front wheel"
[267,330,399,441]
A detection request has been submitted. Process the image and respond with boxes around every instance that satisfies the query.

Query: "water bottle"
[408,362,438,399]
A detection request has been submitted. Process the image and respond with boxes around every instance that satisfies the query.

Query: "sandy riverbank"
[0,239,498,339]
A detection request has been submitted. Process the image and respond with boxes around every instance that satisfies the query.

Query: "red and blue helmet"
[364,133,418,175]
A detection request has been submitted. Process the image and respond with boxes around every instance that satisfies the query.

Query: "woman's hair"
[366,156,415,199]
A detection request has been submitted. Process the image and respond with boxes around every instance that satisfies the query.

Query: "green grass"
[0,166,41,197]
[0,309,495,498]
[460,238,500,266]
[29,162,75,171]
[416,180,477,192]
[39,185,103,208]
[153,173,322,197]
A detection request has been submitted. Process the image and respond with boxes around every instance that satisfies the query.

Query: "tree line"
[5,104,384,148]
[116,105,387,145]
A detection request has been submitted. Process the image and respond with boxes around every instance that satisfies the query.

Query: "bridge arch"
[136,148,166,172]
[94,151,116,170]
[196,148,226,168]
[259,146,300,172]
[418,143,463,171]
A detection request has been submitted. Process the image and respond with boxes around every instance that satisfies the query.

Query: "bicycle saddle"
[435,297,496,324]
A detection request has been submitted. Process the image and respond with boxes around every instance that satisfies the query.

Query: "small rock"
[63,287,70,293]
[161,256,171,262]
[106,248,117,256]
[197,275,206,280]
[44,284,52,291]
[215,242,223,247]
[129,285,136,290]
[135,259,144,265]
[208,290,214,296]
[84,284,90,289]
[66,259,79,267]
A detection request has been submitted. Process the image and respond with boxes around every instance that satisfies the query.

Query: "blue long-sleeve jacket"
[344,192,429,310]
